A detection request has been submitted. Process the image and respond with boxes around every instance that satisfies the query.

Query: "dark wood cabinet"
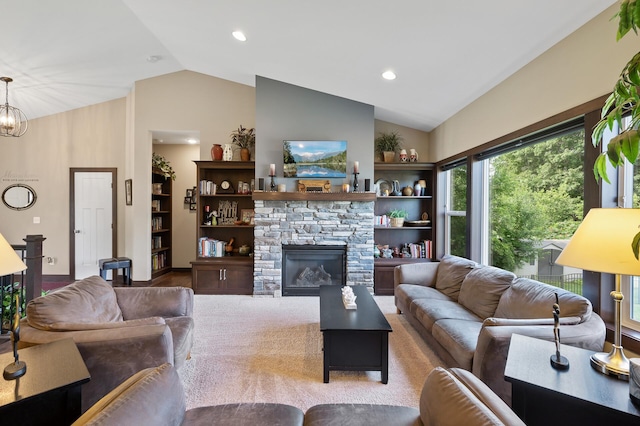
[373,162,435,294]
[152,170,172,278]
[190,257,253,295]
[191,161,255,294]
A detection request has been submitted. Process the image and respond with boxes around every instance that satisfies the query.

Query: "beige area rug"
[179,294,445,411]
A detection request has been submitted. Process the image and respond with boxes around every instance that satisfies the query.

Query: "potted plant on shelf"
[375,131,403,162]
[152,153,176,180]
[388,209,408,227]
[230,125,256,161]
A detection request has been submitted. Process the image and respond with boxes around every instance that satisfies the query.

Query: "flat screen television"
[283,140,347,178]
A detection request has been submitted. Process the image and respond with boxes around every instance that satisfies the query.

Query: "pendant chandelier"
[0,77,28,137]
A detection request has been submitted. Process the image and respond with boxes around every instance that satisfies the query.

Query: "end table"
[0,338,90,425]
[505,333,640,426]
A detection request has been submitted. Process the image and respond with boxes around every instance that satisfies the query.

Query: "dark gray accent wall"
[255,76,375,191]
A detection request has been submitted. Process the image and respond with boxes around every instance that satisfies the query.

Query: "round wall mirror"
[2,184,37,210]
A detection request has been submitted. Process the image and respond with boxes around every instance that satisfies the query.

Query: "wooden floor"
[150,270,192,288]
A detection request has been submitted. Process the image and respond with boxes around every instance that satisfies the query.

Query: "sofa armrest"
[114,286,194,320]
[472,313,606,405]
[20,320,175,412]
[393,262,439,289]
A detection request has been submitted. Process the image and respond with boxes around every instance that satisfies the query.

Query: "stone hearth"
[253,200,374,296]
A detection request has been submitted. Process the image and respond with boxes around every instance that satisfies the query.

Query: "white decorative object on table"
[341,286,357,309]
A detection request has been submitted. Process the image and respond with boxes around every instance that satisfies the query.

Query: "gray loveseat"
[19,275,194,412]
[394,254,606,404]
[73,363,525,426]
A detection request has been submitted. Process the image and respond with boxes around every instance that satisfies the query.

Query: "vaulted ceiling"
[2,0,617,133]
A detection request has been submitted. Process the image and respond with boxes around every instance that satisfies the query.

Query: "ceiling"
[3,0,617,142]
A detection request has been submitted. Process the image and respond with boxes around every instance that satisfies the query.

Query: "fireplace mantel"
[252,192,376,201]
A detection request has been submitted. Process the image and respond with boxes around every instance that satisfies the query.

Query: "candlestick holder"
[270,174,276,191]
[352,172,359,192]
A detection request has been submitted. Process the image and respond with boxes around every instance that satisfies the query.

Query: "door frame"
[69,168,118,280]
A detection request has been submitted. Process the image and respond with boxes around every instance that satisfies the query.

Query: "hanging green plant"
[592,0,640,184]
[152,153,176,180]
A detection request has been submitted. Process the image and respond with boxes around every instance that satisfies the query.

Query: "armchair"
[18,275,194,412]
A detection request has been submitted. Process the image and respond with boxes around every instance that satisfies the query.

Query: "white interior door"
[74,171,113,279]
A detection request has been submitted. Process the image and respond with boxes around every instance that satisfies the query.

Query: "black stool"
[99,257,132,286]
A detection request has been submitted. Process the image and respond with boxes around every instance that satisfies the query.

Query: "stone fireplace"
[253,199,374,296]
[282,245,346,296]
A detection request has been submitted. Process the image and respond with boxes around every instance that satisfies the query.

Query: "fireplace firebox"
[282,245,346,296]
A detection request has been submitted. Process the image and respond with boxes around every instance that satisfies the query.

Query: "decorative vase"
[223,143,233,161]
[240,148,251,161]
[211,144,223,161]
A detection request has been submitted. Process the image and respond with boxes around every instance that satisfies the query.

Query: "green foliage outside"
[489,130,584,271]
[450,129,585,272]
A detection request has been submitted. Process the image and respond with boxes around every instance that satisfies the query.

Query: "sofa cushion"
[27,275,123,330]
[184,404,304,426]
[435,255,477,301]
[494,277,592,323]
[303,404,420,426]
[397,284,453,315]
[413,298,481,333]
[420,367,525,426]
[431,319,483,370]
[73,363,186,426]
[458,266,515,320]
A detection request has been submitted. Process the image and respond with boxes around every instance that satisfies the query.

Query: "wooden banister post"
[23,234,45,303]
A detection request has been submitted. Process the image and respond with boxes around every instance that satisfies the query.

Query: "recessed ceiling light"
[232,31,247,42]
[187,138,197,144]
[382,70,396,80]
[147,55,162,63]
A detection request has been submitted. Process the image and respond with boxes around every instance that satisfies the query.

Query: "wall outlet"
[46,256,55,265]
[33,216,40,224]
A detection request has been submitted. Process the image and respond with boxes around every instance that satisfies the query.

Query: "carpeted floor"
[179,294,444,411]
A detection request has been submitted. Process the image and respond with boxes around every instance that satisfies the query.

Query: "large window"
[444,164,467,257]
[444,123,586,294]
[622,155,640,329]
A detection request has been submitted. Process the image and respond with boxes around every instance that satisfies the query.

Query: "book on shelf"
[151,252,167,270]
[152,216,163,231]
[199,180,217,195]
[198,237,226,257]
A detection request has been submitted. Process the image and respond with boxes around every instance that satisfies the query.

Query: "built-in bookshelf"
[152,170,172,278]
[190,161,254,295]
[373,162,435,294]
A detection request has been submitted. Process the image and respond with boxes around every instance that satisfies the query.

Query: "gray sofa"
[73,363,525,426]
[19,275,194,412]
[394,254,606,404]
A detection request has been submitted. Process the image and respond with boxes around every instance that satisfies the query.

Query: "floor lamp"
[555,208,640,380]
[0,232,28,379]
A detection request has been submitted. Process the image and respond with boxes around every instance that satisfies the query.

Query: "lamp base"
[3,361,26,380]
[590,344,629,380]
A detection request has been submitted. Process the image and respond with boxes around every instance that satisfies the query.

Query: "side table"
[504,334,640,426]
[0,338,91,425]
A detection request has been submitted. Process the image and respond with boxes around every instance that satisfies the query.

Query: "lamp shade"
[555,208,640,276]
[0,232,27,276]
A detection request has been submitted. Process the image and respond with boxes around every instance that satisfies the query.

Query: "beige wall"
[0,99,126,275]
[130,70,256,279]
[430,4,640,162]
[374,120,429,162]
[152,143,200,268]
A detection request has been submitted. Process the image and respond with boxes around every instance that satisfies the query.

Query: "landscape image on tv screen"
[283,140,347,178]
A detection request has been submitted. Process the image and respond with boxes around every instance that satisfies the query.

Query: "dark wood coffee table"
[319,285,392,383]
